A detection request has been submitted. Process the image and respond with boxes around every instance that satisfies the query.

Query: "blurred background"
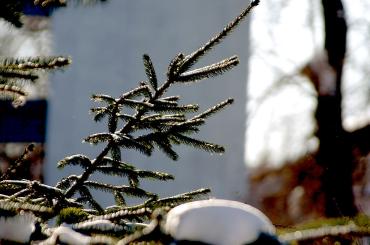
[247,0,370,225]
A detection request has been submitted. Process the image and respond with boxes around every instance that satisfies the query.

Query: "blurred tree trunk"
[314,0,358,217]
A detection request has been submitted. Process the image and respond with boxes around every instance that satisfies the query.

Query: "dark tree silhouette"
[314,0,357,217]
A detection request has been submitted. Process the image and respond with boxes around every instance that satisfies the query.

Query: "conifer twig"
[0,144,34,181]
[0,1,259,240]
[34,0,107,7]
[0,55,71,104]
[0,69,38,81]
[59,0,257,214]
[179,0,260,72]
[0,84,27,97]
[279,223,370,243]
[0,56,71,70]
[178,55,239,82]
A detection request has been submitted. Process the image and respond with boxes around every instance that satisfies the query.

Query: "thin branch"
[179,0,259,72]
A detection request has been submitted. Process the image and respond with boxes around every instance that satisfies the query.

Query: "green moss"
[277,217,348,235]
[57,207,89,225]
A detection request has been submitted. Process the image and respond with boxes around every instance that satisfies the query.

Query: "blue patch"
[0,100,47,142]
[23,0,55,16]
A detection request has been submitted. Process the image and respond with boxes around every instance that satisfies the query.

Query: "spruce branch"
[71,219,126,235]
[0,144,35,181]
[57,207,90,225]
[84,133,115,144]
[63,0,249,217]
[89,206,152,222]
[167,53,185,81]
[34,0,108,8]
[129,175,139,188]
[57,155,92,169]
[110,145,122,161]
[100,157,135,170]
[0,200,52,214]
[0,79,28,106]
[178,55,239,82]
[117,113,137,123]
[78,186,104,213]
[55,175,80,190]
[179,0,259,73]
[171,133,225,153]
[143,54,158,91]
[62,144,112,199]
[88,188,209,223]
[117,84,152,101]
[0,56,71,103]
[0,56,71,70]
[153,139,179,160]
[0,180,64,199]
[0,84,27,99]
[0,1,259,241]
[8,188,31,200]
[192,98,234,120]
[119,99,154,109]
[114,191,126,206]
[83,181,156,199]
[142,114,186,124]
[146,188,211,210]
[90,107,111,122]
[95,166,174,182]
[150,103,199,113]
[0,68,39,81]
[91,94,116,104]
[84,133,153,156]
[279,223,370,244]
[160,95,180,102]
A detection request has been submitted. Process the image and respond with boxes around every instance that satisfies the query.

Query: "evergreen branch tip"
[178,0,259,72]
[252,0,260,7]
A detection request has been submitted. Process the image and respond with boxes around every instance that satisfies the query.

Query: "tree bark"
[315,0,358,217]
